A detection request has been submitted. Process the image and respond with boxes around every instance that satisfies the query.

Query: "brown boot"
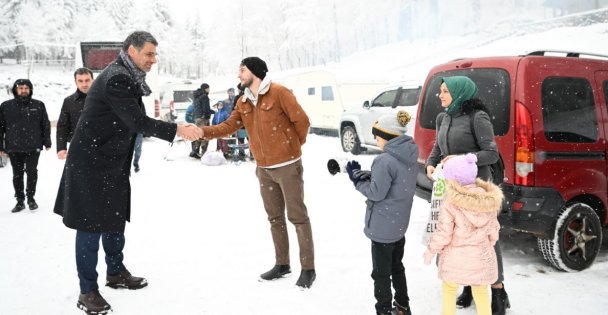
[106,269,148,290]
[77,290,111,315]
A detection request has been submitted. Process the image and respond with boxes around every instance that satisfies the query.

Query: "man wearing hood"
[56,67,94,160]
[199,57,317,289]
[0,78,51,212]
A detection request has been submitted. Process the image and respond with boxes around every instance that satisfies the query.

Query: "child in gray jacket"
[346,111,418,315]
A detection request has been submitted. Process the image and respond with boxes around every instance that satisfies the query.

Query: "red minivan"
[414,51,608,271]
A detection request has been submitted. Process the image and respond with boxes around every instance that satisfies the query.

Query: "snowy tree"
[107,0,136,33]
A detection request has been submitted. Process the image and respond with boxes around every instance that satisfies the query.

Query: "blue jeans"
[76,230,126,294]
[133,133,143,168]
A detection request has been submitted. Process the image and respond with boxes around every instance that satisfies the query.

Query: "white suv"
[339,84,420,154]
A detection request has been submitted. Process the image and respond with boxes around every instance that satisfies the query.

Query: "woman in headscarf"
[425,76,510,315]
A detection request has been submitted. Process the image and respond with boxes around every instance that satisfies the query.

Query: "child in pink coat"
[423,153,503,315]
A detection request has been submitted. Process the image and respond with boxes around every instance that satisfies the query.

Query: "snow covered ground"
[2,17,608,315]
[1,133,608,315]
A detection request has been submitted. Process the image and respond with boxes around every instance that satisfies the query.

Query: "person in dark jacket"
[425,76,510,315]
[190,83,213,158]
[0,78,51,212]
[53,31,201,315]
[345,111,416,315]
[56,67,94,160]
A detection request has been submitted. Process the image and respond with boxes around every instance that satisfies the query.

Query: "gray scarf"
[119,50,152,96]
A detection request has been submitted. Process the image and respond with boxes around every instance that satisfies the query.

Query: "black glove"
[346,161,362,186]
[354,170,371,182]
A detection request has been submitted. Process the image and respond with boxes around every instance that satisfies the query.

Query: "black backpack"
[468,110,505,185]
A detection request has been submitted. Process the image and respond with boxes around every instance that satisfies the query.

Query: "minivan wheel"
[341,126,362,155]
[537,203,602,271]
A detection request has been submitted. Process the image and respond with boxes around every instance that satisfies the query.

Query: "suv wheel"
[537,203,602,271]
[341,126,362,155]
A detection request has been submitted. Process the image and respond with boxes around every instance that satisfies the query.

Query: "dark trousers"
[76,230,126,294]
[192,118,210,155]
[371,237,409,313]
[8,151,40,201]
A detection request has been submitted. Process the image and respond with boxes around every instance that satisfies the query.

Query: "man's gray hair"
[122,31,158,52]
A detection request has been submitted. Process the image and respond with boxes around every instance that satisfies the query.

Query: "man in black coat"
[56,67,94,160]
[0,78,51,212]
[53,31,201,315]
[190,83,213,158]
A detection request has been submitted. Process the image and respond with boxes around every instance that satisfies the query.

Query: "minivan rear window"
[542,77,597,143]
[419,69,510,136]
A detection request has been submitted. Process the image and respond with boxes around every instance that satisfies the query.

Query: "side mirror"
[363,100,370,109]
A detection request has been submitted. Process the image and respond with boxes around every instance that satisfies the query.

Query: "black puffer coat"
[0,79,51,152]
[54,57,177,232]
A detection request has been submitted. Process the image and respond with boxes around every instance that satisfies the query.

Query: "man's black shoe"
[106,269,148,290]
[295,269,316,289]
[11,201,25,213]
[77,289,112,315]
[260,264,291,281]
[27,199,38,210]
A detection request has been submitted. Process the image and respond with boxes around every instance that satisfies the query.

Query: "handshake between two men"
[175,123,205,141]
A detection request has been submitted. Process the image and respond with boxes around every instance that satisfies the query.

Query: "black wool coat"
[56,89,86,151]
[54,57,177,232]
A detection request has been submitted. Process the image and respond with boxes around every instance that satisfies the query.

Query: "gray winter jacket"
[426,108,498,181]
[355,135,418,243]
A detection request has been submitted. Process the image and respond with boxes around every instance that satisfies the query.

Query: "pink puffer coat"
[424,179,503,286]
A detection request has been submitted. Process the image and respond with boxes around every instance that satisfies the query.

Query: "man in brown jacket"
[200,56,316,288]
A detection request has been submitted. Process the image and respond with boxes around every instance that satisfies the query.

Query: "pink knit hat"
[443,153,478,185]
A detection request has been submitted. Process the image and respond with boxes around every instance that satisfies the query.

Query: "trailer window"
[321,86,334,101]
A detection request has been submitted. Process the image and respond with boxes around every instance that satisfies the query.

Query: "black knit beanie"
[241,57,268,80]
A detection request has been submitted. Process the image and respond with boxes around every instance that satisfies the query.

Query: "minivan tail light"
[515,101,534,186]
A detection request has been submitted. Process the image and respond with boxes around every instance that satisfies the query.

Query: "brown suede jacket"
[201,82,310,167]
